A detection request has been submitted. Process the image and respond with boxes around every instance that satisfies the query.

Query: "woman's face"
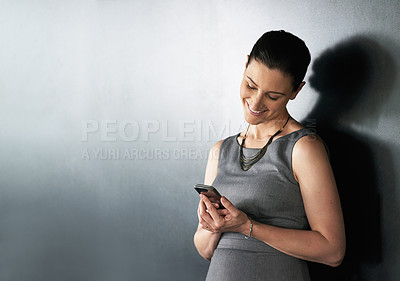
[240,59,302,126]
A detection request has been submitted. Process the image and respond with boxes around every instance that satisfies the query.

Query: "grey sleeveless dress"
[205,128,315,281]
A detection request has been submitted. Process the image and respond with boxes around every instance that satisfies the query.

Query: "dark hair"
[248,30,311,91]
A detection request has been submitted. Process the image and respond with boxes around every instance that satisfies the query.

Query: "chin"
[244,113,265,126]
[246,120,264,126]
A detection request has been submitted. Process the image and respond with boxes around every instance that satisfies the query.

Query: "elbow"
[327,255,344,267]
[320,232,346,267]
[195,243,213,261]
[200,252,213,261]
[326,246,346,267]
[196,243,214,261]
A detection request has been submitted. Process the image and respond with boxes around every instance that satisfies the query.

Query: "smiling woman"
[193,30,345,281]
[241,62,302,123]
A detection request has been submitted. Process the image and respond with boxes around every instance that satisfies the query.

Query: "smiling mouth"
[246,101,268,115]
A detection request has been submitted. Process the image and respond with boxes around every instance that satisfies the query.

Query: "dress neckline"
[235,127,307,150]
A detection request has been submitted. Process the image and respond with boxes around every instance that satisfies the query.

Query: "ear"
[289,82,305,100]
[245,55,250,68]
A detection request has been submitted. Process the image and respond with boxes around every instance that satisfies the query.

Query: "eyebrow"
[246,76,286,96]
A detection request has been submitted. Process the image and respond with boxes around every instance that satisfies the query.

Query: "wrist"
[240,216,253,238]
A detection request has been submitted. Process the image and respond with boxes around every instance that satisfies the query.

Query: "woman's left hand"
[198,194,250,234]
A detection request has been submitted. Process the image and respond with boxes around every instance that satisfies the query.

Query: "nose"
[251,90,265,109]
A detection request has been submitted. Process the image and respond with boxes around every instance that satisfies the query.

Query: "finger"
[217,209,230,216]
[198,198,210,218]
[199,217,210,230]
[220,196,237,213]
[201,195,224,226]
[212,202,220,209]
[201,195,219,216]
[197,197,204,215]
[198,197,215,226]
[200,213,214,229]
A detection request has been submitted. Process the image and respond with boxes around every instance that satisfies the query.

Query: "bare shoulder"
[209,139,224,160]
[293,133,327,158]
[292,134,331,183]
[204,140,224,185]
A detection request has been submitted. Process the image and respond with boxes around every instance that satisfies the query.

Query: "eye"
[267,94,279,101]
[247,82,257,90]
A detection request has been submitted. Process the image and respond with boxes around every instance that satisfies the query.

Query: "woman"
[193,30,346,281]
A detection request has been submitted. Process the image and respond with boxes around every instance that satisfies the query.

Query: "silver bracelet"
[244,216,253,239]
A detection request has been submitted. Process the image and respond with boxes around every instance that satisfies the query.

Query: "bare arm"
[249,136,346,266]
[198,135,346,267]
[193,140,223,260]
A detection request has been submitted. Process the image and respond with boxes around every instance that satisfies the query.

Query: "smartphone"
[194,184,225,209]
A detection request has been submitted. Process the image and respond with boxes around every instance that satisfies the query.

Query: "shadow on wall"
[303,35,396,281]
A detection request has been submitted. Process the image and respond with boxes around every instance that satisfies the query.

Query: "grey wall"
[1,0,399,280]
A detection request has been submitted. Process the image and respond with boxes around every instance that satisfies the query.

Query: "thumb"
[220,196,235,211]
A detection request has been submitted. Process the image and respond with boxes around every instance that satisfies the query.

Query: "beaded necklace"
[240,116,291,171]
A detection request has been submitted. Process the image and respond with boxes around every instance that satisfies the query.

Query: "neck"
[247,113,290,140]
